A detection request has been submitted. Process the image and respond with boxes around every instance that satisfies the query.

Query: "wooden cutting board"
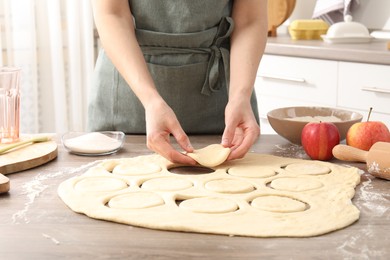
[268,0,296,36]
[0,141,58,193]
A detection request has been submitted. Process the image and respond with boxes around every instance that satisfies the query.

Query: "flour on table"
[58,153,361,237]
[63,132,122,154]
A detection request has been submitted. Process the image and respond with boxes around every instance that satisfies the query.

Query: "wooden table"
[1,135,389,259]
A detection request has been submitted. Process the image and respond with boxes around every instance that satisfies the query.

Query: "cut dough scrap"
[187,144,230,167]
[251,195,307,213]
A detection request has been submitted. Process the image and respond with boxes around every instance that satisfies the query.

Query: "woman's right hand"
[144,99,196,165]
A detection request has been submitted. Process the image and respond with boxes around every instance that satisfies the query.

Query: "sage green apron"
[87,0,259,134]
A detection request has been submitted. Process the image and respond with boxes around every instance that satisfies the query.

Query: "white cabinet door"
[338,62,390,124]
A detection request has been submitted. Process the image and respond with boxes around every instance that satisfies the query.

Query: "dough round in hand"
[187,144,231,167]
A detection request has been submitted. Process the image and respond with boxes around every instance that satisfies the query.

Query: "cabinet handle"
[361,86,390,94]
[259,74,306,83]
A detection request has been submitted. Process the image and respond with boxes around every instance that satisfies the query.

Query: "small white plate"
[62,131,125,156]
[321,35,373,44]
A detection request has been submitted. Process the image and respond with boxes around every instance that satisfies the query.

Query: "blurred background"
[1,0,389,135]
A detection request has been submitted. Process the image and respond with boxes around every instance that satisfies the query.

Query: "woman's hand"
[221,98,260,160]
[222,0,267,160]
[145,99,197,165]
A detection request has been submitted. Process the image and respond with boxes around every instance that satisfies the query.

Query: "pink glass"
[0,67,21,144]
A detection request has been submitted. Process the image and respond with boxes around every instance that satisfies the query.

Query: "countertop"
[1,135,389,259]
[265,36,390,65]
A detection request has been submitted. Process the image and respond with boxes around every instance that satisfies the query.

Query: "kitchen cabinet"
[338,62,390,122]
[256,52,390,134]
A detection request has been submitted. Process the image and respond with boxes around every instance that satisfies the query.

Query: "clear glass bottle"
[0,67,21,144]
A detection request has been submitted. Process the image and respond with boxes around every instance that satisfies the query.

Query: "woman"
[88,0,268,165]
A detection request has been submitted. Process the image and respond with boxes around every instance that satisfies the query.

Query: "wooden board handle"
[332,144,368,163]
[0,173,10,194]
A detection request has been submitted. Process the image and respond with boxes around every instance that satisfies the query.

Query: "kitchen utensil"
[0,135,51,154]
[0,139,58,194]
[332,142,390,180]
[267,106,363,145]
[268,0,296,37]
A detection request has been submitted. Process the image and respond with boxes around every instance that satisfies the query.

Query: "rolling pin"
[332,142,390,180]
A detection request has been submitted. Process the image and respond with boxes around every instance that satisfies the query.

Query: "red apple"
[346,108,390,151]
[301,122,340,161]
[346,122,390,151]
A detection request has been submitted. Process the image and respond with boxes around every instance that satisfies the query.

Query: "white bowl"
[62,131,125,156]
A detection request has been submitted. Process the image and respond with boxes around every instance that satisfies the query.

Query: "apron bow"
[201,17,234,96]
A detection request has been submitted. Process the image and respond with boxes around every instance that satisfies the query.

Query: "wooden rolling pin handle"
[0,173,10,194]
[332,144,368,163]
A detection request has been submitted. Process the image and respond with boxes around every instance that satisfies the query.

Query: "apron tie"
[201,17,234,96]
[137,16,234,97]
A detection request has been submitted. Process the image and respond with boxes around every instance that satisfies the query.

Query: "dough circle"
[228,165,277,178]
[108,192,164,209]
[251,195,307,213]
[284,163,330,175]
[112,162,161,176]
[75,177,128,193]
[270,177,324,192]
[179,197,238,214]
[141,177,193,191]
[205,178,255,194]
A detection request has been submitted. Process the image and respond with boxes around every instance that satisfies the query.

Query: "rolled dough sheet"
[58,153,361,238]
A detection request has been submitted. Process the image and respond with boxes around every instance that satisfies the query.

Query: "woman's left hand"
[221,99,260,160]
